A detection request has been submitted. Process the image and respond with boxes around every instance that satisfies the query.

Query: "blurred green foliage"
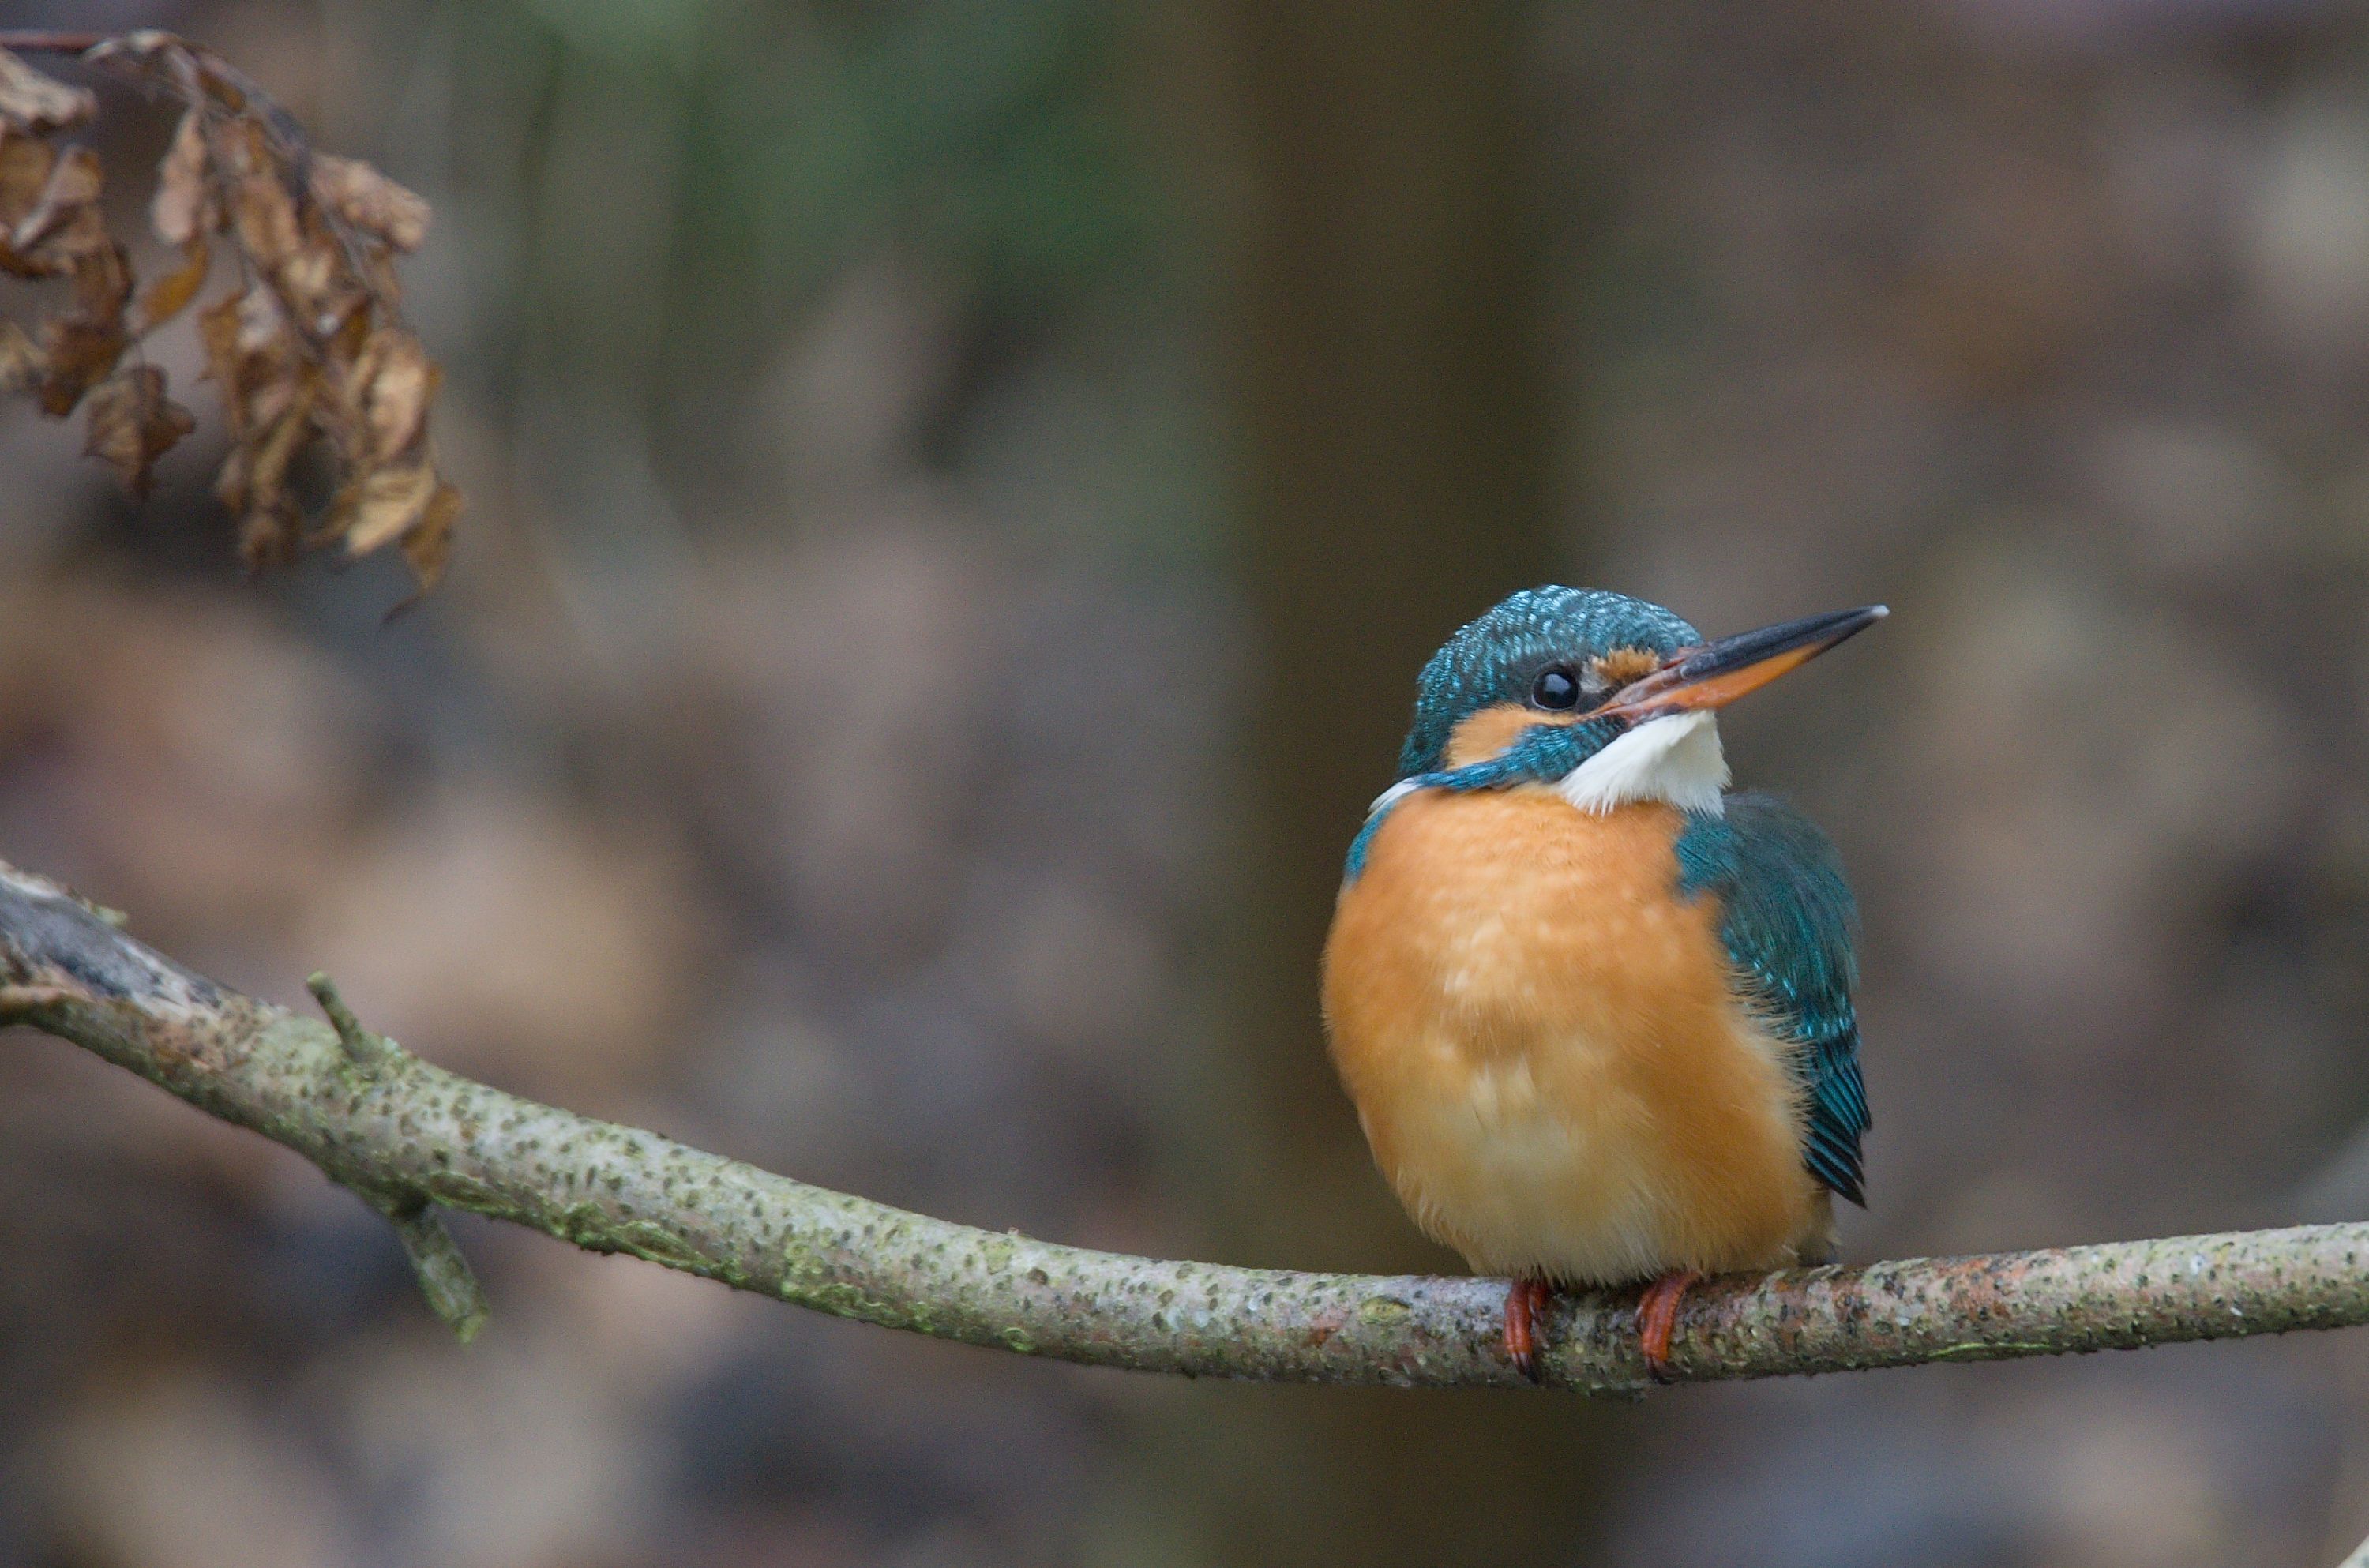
[422,0,1151,482]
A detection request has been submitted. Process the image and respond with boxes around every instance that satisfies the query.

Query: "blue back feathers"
[1399,587,1699,777]
[1677,794,1870,1205]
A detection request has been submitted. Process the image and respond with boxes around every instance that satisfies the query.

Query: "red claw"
[1503,1277,1552,1382]
[1635,1270,1703,1382]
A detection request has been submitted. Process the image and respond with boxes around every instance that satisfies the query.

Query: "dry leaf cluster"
[0,31,456,596]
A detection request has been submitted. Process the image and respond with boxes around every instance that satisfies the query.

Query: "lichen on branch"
[3,852,2367,1394]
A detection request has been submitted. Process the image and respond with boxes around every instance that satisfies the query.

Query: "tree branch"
[290,967,486,1339]
[2,855,2363,1394]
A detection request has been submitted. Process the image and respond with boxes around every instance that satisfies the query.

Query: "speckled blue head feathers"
[1398,587,1701,778]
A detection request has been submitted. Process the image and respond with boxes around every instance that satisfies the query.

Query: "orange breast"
[1321,787,1827,1283]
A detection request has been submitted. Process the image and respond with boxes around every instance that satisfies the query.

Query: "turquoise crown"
[1398,587,1699,777]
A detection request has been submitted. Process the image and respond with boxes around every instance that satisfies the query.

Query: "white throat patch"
[1556,710,1729,816]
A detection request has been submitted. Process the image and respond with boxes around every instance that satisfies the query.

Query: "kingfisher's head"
[1398,587,1884,814]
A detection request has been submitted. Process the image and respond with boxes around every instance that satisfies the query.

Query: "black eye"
[1531,667,1579,709]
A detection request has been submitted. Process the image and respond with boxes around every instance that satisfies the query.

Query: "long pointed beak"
[1595,605,1887,720]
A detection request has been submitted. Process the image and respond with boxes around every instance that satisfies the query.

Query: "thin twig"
[3,853,2367,1393]
[307,970,394,1072]
[366,1191,489,1344]
[0,33,105,55]
[301,971,480,1336]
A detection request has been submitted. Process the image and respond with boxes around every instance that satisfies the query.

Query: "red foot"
[1635,1270,1702,1382]
[1503,1277,1552,1382]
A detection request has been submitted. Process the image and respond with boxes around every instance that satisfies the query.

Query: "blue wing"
[1676,793,1869,1206]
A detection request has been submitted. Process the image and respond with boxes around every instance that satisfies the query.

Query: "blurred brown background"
[6,0,2369,1563]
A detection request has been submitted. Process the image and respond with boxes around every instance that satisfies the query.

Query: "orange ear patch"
[1444,703,1573,767]
[1591,647,1663,688]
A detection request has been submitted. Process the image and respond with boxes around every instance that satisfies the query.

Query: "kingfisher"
[1322,587,1882,1382]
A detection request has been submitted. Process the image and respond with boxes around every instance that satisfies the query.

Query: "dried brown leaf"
[336,460,437,556]
[0,50,96,135]
[216,120,364,338]
[400,478,460,595]
[68,238,131,320]
[0,319,43,396]
[0,31,458,601]
[227,283,288,353]
[246,375,317,511]
[217,372,317,570]
[82,364,195,497]
[283,242,356,334]
[36,312,127,415]
[344,328,438,464]
[132,236,210,333]
[198,287,304,437]
[227,160,302,276]
[0,132,53,231]
[8,145,107,275]
[329,458,460,603]
[355,245,404,311]
[309,153,429,253]
[195,291,242,400]
[231,490,302,572]
[212,441,255,527]
[332,293,378,358]
[0,143,138,418]
[152,107,216,246]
